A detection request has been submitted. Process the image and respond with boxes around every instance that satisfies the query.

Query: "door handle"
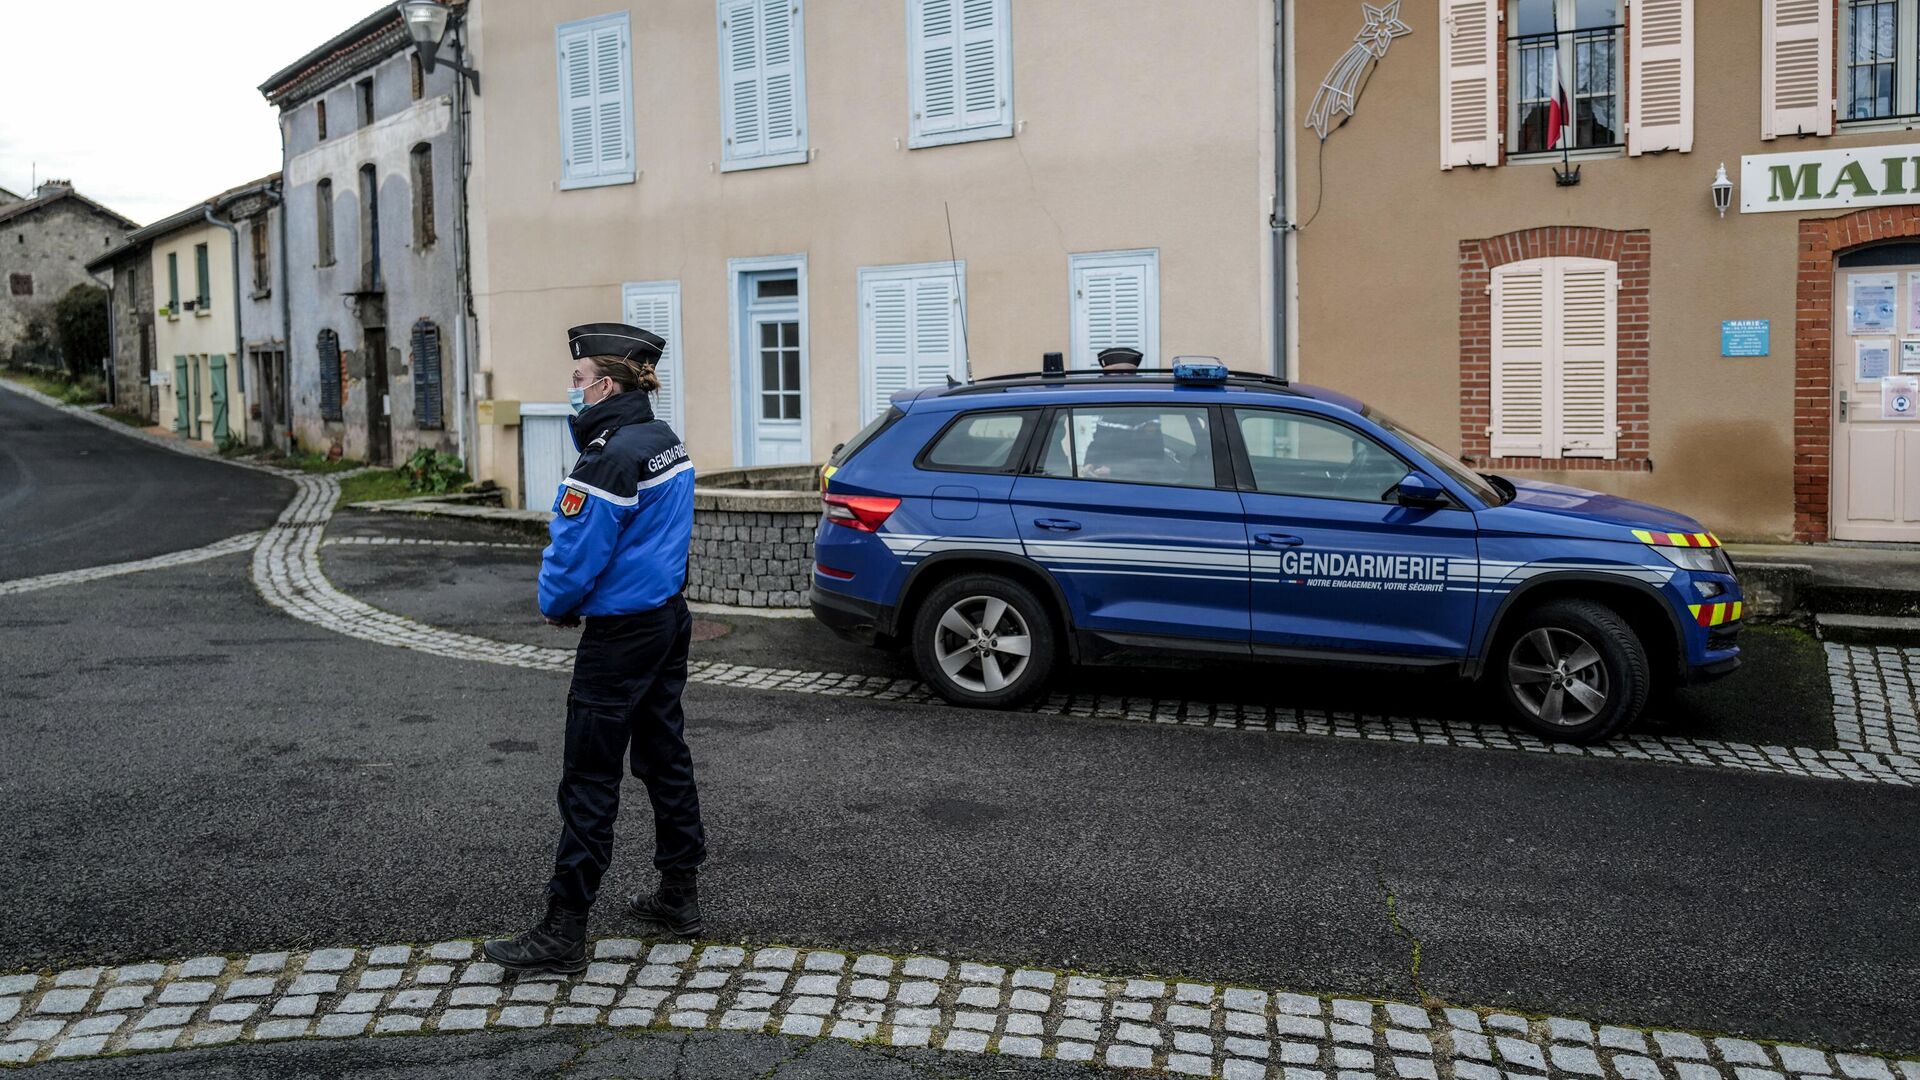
[1034,518,1082,532]
[1254,533,1305,547]
[1838,390,1849,422]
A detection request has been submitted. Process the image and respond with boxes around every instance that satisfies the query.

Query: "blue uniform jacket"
[538,390,695,618]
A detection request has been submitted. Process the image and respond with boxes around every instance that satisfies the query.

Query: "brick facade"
[1458,226,1651,472]
[1790,206,1920,542]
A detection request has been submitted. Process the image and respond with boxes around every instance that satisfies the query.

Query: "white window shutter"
[624,285,682,430]
[915,0,961,135]
[559,28,596,180]
[958,0,1004,129]
[1628,0,1693,155]
[761,0,802,154]
[591,21,633,177]
[1762,0,1833,139]
[1490,262,1550,458]
[1081,265,1147,365]
[1439,0,1499,169]
[911,276,961,390]
[722,0,765,159]
[1555,260,1618,458]
[866,278,911,420]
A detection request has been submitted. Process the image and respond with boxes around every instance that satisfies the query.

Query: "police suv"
[808,362,1742,743]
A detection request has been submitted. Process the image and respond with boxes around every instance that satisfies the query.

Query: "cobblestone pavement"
[3,938,1916,1076]
[0,532,261,596]
[1828,643,1920,759]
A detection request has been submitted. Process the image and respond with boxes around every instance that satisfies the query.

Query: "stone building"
[84,236,158,420]
[0,181,139,369]
[260,5,468,466]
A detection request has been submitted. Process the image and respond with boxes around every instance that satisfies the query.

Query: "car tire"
[1494,599,1648,744]
[912,574,1058,709]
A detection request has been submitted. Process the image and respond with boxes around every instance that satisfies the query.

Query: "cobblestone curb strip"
[0,533,262,596]
[2,940,1916,1075]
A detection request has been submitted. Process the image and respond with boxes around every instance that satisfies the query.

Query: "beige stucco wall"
[469,0,1274,507]
[1291,3,1920,541]
[151,223,246,446]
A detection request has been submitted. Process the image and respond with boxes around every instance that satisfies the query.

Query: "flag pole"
[1552,2,1581,186]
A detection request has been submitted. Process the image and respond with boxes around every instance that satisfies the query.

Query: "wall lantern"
[1712,163,1734,218]
[397,1,480,94]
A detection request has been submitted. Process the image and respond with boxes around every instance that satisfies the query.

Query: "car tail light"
[822,493,900,532]
[815,563,854,580]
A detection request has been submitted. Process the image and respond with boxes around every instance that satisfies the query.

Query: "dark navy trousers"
[547,596,705,912]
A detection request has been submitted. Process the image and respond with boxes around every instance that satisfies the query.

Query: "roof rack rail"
[942,368,1293,396]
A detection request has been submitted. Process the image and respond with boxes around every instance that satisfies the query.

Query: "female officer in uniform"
[484,322,705,974]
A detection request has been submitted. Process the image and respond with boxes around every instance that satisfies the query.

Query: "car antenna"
[945,200,972,386]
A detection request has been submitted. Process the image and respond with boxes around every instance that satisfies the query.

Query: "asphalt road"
[0,387,290,579]
[3,389,1918,1071]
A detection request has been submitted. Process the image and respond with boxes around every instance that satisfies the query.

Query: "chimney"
[35,179,72,196]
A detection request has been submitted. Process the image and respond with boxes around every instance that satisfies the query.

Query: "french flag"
[1546,75,1571,149]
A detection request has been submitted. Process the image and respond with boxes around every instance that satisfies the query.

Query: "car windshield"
[1365,409,1508,505]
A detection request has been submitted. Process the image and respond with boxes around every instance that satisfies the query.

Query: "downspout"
[1269,0,1290,379]
[85,264,115,405]
[277,121,295,455]
[449,15,477,474]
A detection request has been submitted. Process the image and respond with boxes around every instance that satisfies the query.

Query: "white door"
[1069,250,1159,369]
[520,411,579,510]
[1833,266,1920,540]
[751,313,806,463]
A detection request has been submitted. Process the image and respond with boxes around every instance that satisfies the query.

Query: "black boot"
[482,900,590,974]
[627,874,701,936]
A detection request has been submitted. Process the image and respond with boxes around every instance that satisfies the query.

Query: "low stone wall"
[686,483,821,608]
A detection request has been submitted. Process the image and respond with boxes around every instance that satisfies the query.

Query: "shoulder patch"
[559,488,587,517]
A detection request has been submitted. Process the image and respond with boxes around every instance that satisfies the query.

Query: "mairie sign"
[1741,144,1920,214]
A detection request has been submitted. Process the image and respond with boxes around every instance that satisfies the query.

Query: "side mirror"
[1396,471,1450,508]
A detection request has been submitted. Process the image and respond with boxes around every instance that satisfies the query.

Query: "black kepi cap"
[568,322,664,365]
[1096,346,1143,368]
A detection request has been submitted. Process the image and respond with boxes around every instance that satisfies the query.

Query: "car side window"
[1235,409,1406,502]
[923,410,1034,472]
[1037,406,1216,488]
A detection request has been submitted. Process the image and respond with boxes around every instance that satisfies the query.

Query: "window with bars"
[1509,0,1622,154]
[1842,0,1918,121]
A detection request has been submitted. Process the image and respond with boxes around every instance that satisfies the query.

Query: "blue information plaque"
[1721,319,1769,357]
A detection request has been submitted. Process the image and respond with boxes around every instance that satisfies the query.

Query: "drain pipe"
[1269,0,1291,379]
[276,123,296,456]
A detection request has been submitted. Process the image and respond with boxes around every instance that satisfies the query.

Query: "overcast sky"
[0,0,382,226]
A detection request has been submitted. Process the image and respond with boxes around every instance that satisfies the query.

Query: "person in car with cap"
[483,321,705,974]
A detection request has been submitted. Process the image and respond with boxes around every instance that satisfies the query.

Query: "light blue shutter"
[723,0,764,158]
[912,276,959,390]
[916,0,959,134]
[866,277,911,419]
[958,0,1003,129]
[559,27,596,180]
[623,285,681,430]
[761,0,801,154]
[592,21,631,176]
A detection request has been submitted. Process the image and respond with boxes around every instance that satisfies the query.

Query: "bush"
[402,448,469,493]
[53,284,108,380]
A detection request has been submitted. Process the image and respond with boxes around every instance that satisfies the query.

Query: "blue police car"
[809,362,1741,743]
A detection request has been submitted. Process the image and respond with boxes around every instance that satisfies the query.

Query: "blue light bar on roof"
[1172,360,1229,383]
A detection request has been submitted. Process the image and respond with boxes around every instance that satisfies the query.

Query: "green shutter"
[195,244,210,308]
[167,254,179,309]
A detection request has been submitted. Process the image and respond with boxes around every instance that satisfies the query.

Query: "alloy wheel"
[1506,626,1610,728]
[932,595,1033,694]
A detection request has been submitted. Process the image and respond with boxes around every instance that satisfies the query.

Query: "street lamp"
[397,1,480,94]
[1712,163,1734,218]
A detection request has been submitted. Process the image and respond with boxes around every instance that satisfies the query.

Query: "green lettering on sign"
[1769,163,1820,201]
[1826,161,1879,199]
[1886,156,1912,196]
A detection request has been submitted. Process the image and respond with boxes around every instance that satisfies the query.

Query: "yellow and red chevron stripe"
[1688,600,1743,627]
[1632,529,1721,548]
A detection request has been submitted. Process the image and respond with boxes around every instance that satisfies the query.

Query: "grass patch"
[218,443,365,474]
[98,408,151,428]
[1,366,106,405]
[336,469,417,507]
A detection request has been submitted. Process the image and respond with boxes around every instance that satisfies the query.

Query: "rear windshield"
[829,407,903,469]
[922,410,1037,473]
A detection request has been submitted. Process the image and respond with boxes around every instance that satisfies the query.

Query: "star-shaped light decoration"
[1306,1,1415,138]
[1354,1,1413,59]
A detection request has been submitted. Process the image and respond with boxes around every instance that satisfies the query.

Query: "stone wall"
[685,486,820,608]
[1,193,128,362]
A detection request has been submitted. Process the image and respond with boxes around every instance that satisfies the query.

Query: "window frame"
[1840,0,1920,126]
[717,0,811,172]
[8,272,30,297]
[1504,0,1626,159]
[316,178,335,267]
[1225,406,1450,508]
[906,0,1015,149]
[556,11,637,191]
[1026,403,1234,492]
[857,260,969,425]
[411,143,437,249]
[194,243,211,310]
[727,252,811,465]
[914,407,1040,476]
[1067,249,1160,371]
